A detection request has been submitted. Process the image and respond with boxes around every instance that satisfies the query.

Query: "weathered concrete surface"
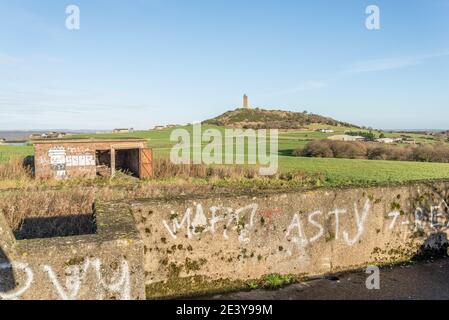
[0,202,145,300]
[206,258,449,300]
[129,182,449,299]
[0,210,15,254]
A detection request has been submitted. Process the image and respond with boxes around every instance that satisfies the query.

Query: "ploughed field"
[1,125,449,187]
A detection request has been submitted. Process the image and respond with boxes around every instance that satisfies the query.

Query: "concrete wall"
[0,202,145,300]
[34,140,147,179]
[3,181,449,299]
[129,182,449,298]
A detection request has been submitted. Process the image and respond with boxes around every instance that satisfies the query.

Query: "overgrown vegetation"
[296,140,449,163]
[261,274,295,289]
[0,156,326,237]
[0,157,33,181]
[0,188,95,239]
[203,108,357,129]
[153,158,258,180]
[0,156,323,188]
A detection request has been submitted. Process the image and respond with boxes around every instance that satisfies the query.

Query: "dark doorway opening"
[96,150,112,177]
[115,149,140,177]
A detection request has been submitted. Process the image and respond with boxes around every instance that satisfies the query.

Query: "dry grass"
[0,189,95,239]
[0,157,33,181]
[152,157,258,180]
[0,156,325,239]
[0,157,261,189]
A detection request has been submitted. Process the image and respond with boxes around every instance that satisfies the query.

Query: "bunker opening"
[96,148,142,177]
[115,148,140,177]
[96,149,112,177]
[14,213,97,240]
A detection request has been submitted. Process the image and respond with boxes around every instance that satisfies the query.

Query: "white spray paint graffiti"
[0,262,34,300]
[161,197,449,267]
[163,203,258,243]
[0,258,130,300]
[387,200,449,232]
[44,258,130,300]
[285,213,312,266]
[342,200,371,246]
[285,200,372,262]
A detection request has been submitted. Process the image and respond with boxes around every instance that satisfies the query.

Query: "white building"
[113,128,134,133]
[376,138,395,144]
[328,134,365,142]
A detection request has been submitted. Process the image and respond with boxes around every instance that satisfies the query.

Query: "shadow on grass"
[278,149,295,157]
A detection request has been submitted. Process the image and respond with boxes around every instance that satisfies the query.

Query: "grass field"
[1,125,449,187]
[0,145,34,162]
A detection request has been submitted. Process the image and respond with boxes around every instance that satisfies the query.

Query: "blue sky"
[0,0,448,130]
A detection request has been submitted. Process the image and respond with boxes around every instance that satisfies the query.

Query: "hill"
[203,108,358,129]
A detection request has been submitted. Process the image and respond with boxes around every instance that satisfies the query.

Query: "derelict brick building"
[33,138,153,180]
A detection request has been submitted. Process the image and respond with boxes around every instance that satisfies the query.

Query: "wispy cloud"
[0,53,20,66]
[346,51,449,74]
[265,50,449,98]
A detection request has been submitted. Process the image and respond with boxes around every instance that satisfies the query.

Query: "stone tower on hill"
[243,94,249,109]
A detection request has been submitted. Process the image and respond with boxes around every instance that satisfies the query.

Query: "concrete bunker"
[0,202,145,300]
[33,138,153,180]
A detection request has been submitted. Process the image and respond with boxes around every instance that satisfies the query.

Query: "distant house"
[48,132,66,138]
[113,128,134,133]
[0,138,5,144]
[30,134,42,140]
[152,124,178,130]
[328,134,365,142]
[376,138,395,144]
[318,129,334,133]
[29,132,66,140]
[402,139,417,145]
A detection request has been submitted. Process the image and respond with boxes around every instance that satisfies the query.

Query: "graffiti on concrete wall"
[0,261,34,300]
[284,200,371,264]
[161,197,449,265]
[163,203,258,243]
[388,200,449,232]
[0,258,130,300]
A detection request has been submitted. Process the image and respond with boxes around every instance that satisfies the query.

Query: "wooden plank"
[139,148,153,179]
[111,148,116,177]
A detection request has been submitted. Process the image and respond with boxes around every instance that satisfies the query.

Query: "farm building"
[317,129,334,133]
[376,138,395,144]
[113,128,134,133]
[33,138,152,180]
[327,134,365,142]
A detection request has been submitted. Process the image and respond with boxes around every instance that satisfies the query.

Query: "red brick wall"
[34,141,147,179]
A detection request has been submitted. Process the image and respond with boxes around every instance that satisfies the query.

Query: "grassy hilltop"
[203,108,358,129]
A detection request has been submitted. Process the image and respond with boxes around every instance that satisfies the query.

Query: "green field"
[2,125,449,186]
[0,145,34,162]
